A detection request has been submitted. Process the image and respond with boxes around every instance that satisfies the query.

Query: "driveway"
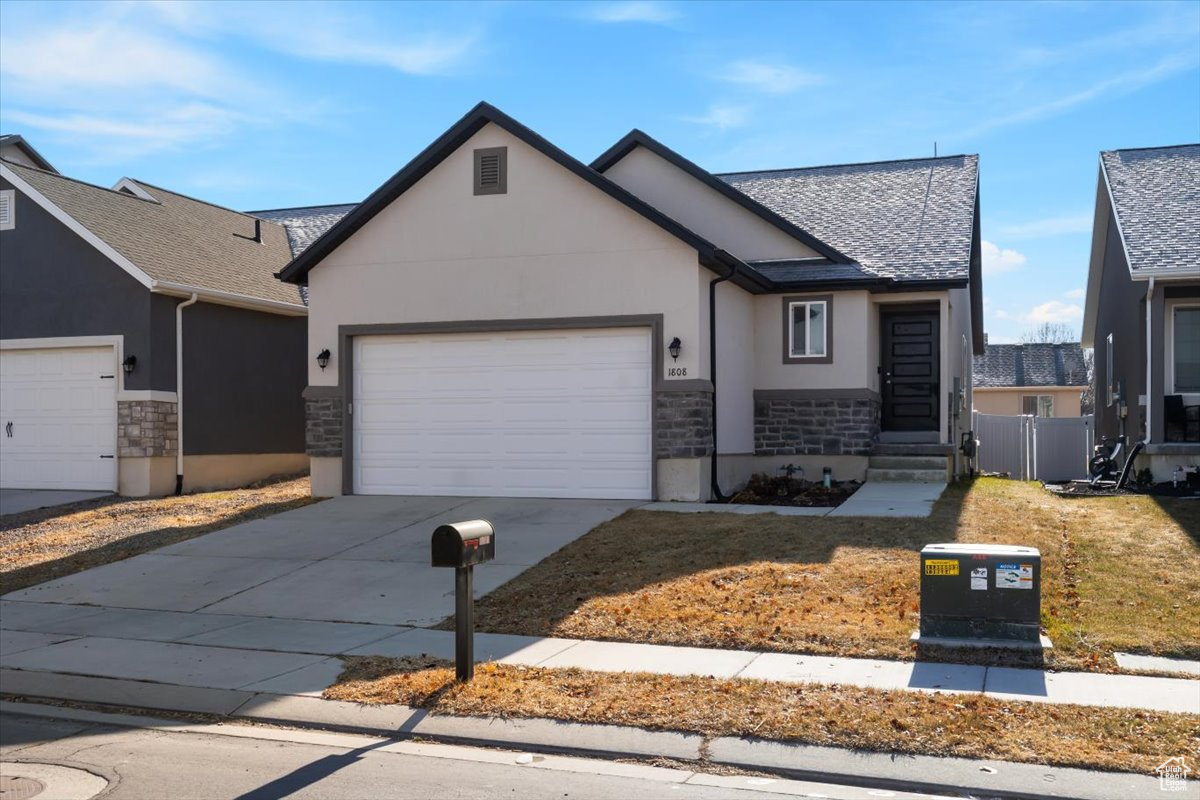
[3,495,642,628]
[0,489,112,517]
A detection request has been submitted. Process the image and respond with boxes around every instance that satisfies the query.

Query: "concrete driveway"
[3,495,641,629]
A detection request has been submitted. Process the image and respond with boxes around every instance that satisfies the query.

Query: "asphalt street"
[0,707,957,800]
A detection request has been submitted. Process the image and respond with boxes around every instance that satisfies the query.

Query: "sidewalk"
[2,600,1197,714]
[643,481,947,518]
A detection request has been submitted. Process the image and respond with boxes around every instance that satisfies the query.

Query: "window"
[1022,394,1053,417]
[783,295,832,364]
[1173,307,1200,393]
[0,189,13,231]
[473,147,507,195]
[1106,333,1115,406]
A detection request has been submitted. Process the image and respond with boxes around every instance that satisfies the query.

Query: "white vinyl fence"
[972,412,1094,482]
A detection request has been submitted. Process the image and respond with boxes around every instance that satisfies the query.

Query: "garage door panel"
[353,328,653,499]
[0,346,117,491]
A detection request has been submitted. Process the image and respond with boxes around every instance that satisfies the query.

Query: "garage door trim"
[337,314,706,497]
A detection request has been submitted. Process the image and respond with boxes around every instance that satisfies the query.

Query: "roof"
[0,134,56,173]
[2,160,302,308]
[250,203,357,257]
[745,258,888,288]
[278,102,756,289]
[1100,144,1200,276]
[718,155,980,282]
[591,130,850,263]
[973,343,1089,388]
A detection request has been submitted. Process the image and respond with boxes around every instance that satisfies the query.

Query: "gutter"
[175,293,198,494]
[1145,276,1155,445]
[706,250,740,502]
[152,282,306,317]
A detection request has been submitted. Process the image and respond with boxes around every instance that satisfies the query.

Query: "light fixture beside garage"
[122,354,137,374]
[668,337,682,362]
[316,349,331,370]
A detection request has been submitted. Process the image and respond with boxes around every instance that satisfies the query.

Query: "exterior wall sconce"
[122,355,137,374]
[316,349,331,370]
[668,337,682,362]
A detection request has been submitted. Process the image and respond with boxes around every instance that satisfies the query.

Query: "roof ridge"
[248,202,359,214]
[2,158,157,202]
[1102,143,1200,156]
[716,153,977,178]
[129,179,285,225]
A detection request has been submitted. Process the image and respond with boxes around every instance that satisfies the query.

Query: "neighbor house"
[277,102,983,501]
[1082,144,1200,481]
[0,154,308,496]
[972,342,1088,417]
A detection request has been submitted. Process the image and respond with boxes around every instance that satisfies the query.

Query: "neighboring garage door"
[0,346,118,491]
[353,327,653,499]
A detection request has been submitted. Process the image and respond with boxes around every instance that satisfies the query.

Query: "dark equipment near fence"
[919,543,1043,645]
[431,519,495,681]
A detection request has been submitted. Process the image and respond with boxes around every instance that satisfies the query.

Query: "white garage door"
[0,346,118,491]
[353,328,653,499]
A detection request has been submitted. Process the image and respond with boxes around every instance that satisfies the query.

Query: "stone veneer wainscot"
[117,400,177,458]
[755,395,880,456]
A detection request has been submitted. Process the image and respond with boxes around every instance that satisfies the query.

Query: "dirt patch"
[0,476,318,593]
[325,655,1198,775]
[466,478,1200,673]
[727,472,859,507]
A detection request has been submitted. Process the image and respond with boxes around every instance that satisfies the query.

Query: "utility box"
[919,543,1042,644]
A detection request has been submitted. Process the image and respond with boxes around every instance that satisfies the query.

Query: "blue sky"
[1,0,1197,342]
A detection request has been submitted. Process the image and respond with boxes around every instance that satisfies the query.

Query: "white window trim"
[788,300,829,358]
[0,188,14,230]
[1167,301,1200,396]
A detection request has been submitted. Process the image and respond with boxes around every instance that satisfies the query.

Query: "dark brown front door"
[881,309,939,432]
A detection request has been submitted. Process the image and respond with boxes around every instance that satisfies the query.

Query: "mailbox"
[431,519,495,568]
[919,543,1042,644]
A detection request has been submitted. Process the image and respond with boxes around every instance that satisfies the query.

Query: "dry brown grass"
[326,655,1200,774]
[0,476,318,593]
[468,478,1199,672]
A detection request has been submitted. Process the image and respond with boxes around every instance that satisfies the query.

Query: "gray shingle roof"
[718,155,979,282]
[4,160,301,306]
[1101,145,1200,275]
[973,343,1088,388]
[745,258,881,284]
[250,204,357,257]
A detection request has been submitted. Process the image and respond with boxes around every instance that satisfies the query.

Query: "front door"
[880,309,940,432]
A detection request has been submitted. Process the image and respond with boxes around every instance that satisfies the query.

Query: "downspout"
[708,253,738,502]
[175,293,198,494]
[1145,277,1155,445]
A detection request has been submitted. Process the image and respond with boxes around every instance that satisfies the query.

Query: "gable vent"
[474,147,507,196]
[0,189,14,231]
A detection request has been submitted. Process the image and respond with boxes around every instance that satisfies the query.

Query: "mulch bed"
[727,472,860,507]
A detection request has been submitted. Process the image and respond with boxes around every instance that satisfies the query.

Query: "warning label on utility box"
[995,563,1033,589]
[924,559,959,576]
[970,567,988,590]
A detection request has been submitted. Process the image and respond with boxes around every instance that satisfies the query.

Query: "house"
[1082,144,1200,481]
[0,134,56,173]
[972,342,1088,417]
[277,102,983,501]
[0,153,308,497]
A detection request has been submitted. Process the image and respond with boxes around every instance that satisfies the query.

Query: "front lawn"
[0,476,318,593]
[326,655,1198,774]
[469,478,1200,672]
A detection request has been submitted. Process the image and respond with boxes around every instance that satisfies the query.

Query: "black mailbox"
[431,519,495,568]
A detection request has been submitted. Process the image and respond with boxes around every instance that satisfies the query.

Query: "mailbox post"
[431,519,495,682]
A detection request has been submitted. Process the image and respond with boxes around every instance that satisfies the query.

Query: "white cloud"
[587,1,678,23]
[996,214,1093,239]
[1026,300,1084,324]
[981,240,1027,275]
[719,60,823,94]
[1064,288,1085,300]
[682,104,750,131]
[3,105,241,146]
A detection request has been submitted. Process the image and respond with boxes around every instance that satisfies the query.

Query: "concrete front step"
[870,442,955,457]
[868,456,948,471]
[866,468,948,483]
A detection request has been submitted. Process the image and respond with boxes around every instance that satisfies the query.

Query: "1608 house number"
[668,367,688,377]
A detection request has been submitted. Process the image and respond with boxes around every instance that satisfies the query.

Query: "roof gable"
[278,102,752,287]
[1100,144,1200,276]
[591,130,849,263]
[0,134,56,173]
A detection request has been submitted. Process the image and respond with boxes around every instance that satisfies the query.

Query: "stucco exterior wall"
[602,146,821,262]
[306,123,708,389]
[973,388,1085,417]
[715,281,755,453]
[754,290,873,390]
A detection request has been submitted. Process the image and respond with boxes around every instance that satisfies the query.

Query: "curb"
[0,668,1171,800]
